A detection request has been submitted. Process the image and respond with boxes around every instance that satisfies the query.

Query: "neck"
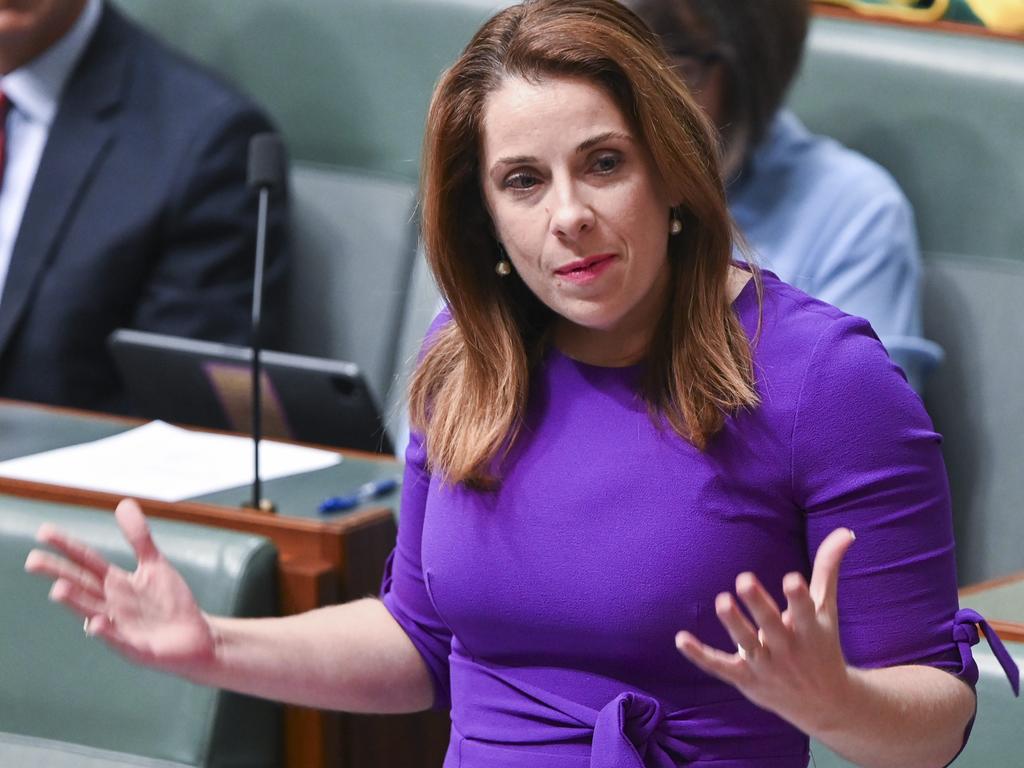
[553,269,671,368]
[0,1,89,75]
[554,322,653,367]
[552,265,752,367]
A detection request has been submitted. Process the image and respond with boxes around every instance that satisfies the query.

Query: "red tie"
[0,90,9,189]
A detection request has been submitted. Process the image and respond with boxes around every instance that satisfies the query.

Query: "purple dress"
[382,271,1017,767]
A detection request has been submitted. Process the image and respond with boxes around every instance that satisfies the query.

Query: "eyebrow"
[491,130,635,169]
[577,130,633,153]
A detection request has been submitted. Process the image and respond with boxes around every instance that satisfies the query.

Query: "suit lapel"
[0,7,128,358]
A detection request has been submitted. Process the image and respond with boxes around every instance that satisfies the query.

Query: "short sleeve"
[380,311,454,709]
[790,315,974,684]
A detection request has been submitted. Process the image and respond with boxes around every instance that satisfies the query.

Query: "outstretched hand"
[675,527,856,730]
[24,499,216,674]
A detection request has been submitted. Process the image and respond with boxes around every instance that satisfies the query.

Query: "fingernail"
[675,631,687,649]
[848,529,856,542]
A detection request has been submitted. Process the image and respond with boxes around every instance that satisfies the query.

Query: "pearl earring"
[496,245,512,277]
[669,210,683,236]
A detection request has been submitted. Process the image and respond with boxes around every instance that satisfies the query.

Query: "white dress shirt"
[0,0,102,301]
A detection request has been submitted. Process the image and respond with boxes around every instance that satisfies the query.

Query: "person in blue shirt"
[625,0,941,391]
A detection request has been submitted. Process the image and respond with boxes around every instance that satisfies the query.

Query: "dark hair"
[625,0,810,155]
[409,0,759,486]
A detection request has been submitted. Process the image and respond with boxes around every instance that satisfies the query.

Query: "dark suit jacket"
[0,3,287,413]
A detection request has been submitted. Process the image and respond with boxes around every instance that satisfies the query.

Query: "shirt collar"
[0,0,104,125]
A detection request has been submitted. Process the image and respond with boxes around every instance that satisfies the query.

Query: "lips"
[554,254,616,275]
[553,253,618,286]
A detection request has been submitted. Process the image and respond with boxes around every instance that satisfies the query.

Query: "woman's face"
[479,75,675,364]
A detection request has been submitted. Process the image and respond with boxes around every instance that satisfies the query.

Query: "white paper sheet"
[0,421,341,502]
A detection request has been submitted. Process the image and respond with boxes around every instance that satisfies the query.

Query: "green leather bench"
[114,0,498,179]
[0,496,280,767]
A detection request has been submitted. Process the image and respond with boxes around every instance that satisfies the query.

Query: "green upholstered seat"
[113,0,505,179]
[792,19,1024,265]
[789,18,1024,585]
[0,496,280,767]
[0,732,197,768]
[284,165,419,430]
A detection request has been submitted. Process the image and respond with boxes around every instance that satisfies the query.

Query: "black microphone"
[244,133,285,513]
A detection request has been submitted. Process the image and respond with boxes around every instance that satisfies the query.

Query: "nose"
[548,181,595,241]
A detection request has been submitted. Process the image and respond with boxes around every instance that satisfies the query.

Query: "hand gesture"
[674,527,856,730]
[24,499,216,675]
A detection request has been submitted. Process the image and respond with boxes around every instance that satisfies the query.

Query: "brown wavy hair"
[409,0,760,487]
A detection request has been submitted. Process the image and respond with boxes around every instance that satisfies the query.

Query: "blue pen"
[318,477,400,514]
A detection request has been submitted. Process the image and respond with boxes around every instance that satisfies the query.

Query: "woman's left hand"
[675,527,856,731]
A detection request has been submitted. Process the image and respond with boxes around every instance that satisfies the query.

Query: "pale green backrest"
[285,164,419,424]
[114,0,506,178]
[0,497,280,767]
[791,19,1024,263]
[790,19,1024,585]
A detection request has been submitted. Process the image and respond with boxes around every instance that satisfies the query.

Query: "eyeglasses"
[668,50,722,92]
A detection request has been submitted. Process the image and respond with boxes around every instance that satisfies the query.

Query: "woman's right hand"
[24,498,216,675]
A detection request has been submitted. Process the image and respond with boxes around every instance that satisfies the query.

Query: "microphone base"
[241,498,277,514]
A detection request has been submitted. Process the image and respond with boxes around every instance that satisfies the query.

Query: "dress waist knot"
[448,655,806,767]
[592,690,674,767]
[953,608,1020,695]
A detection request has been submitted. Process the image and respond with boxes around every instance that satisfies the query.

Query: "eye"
[503,171,541,191]
[590,151,622,175]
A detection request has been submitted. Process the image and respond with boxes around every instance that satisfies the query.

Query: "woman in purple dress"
[25,1,1016,766]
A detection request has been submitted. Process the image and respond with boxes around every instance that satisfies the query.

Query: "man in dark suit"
[0,0,287,413]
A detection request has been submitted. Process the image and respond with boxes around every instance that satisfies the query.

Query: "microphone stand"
[250,186,272,512]
[243,133,285,514]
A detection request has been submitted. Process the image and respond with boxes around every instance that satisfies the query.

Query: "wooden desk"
[960,571,1024,644]
[0,399,449,768]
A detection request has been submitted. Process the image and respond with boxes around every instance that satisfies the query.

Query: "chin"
[559,308,626,335]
